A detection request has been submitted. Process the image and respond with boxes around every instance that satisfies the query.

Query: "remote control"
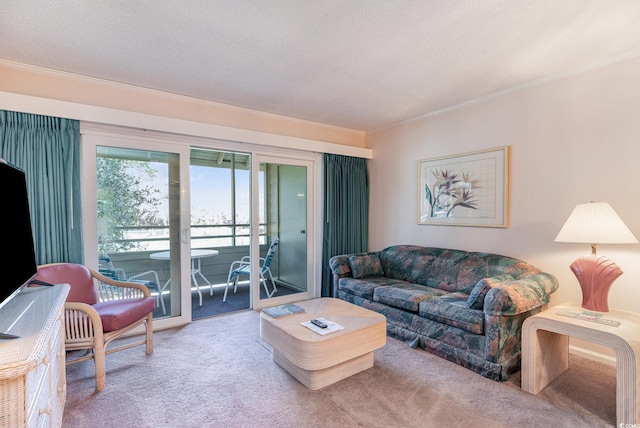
[310,319,327,329]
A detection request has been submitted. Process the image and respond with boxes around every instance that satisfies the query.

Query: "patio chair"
[99,253,166,314]
[35,263,155,392]
[224,239,278,302]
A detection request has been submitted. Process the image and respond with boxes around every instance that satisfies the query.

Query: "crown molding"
[368,47,640,134]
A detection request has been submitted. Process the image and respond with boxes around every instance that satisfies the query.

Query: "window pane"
[97,147,170,253]
[190,148,265,247]
[191,164,231,226]
[96,145,181,320]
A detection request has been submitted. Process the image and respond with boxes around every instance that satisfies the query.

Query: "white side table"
[521,303,640,426]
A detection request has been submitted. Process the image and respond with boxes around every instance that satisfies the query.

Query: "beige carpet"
[62,310,616,427]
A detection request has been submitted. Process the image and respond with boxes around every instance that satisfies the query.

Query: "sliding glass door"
[252,156,315,309]
[82,125,192,329]
[96,146,184,319]
[82,124,321,326]
[189,148,257,318]
[188,150,318,313]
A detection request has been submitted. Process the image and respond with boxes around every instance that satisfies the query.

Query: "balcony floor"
[151,281,300,320]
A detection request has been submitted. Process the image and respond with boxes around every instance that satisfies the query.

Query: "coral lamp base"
[569,253,623,313]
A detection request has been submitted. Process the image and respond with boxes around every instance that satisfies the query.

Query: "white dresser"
[0,284,69,428]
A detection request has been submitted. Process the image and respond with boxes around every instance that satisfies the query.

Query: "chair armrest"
[64,301,104,343]
[234,256,263,266]
[228,259,250,275]
[129,270,161,286]
[89,268,152,300]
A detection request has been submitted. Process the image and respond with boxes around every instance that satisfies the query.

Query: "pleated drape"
[0,110,83,264]
[321,154,369,297]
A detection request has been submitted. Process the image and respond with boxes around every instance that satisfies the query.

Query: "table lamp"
[555,202,638,312]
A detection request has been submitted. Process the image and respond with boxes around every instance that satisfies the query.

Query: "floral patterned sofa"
[329,245,558,381]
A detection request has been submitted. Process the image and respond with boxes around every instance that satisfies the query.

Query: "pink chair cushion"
[93,297,155,332]
[35,263,99,305]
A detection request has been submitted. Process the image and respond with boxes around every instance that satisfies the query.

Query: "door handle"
[300,229,306,234]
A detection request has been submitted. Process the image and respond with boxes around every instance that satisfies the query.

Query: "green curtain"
[322,154,369,297]
[0,110,83,264]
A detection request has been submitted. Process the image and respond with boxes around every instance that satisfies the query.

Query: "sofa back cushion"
[348,254,385,279]
[379,245,533,293]
[379,245,442,284]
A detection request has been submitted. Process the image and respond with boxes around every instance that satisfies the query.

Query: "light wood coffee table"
[260,297,386,390]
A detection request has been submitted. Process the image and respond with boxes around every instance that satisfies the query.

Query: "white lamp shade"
[555,202,638,244]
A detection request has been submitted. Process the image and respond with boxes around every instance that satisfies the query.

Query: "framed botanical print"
[418,146,510,228]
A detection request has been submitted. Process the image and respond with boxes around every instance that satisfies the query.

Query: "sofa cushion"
[373,283,447,312]
[348,254,384,279]
[419,292,485,335]
[467,274,515,309]
[339,277,407,300]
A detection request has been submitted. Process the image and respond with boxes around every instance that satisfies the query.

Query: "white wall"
[366,55,640,330]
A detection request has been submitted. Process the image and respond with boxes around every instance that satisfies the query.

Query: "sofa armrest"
[329,254,354,277]
[484,272,559,316]
[329,251,382,276]
[329,251,380,297]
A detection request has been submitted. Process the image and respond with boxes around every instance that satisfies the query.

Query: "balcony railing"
[100,224,273,312]
[100,223,267,252]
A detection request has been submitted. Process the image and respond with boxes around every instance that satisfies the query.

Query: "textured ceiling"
[1,1,640,132]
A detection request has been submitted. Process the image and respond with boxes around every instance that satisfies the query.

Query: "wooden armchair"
[35,263,155,391]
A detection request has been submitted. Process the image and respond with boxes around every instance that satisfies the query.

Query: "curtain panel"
[0,110,83,264]
[322,154,369,297]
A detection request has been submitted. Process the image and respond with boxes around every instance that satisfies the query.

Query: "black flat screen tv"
[0,160,38,315]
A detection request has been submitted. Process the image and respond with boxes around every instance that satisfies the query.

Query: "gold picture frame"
[418,146,510,228]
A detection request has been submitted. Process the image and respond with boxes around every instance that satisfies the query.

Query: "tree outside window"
[97,157,164,253]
